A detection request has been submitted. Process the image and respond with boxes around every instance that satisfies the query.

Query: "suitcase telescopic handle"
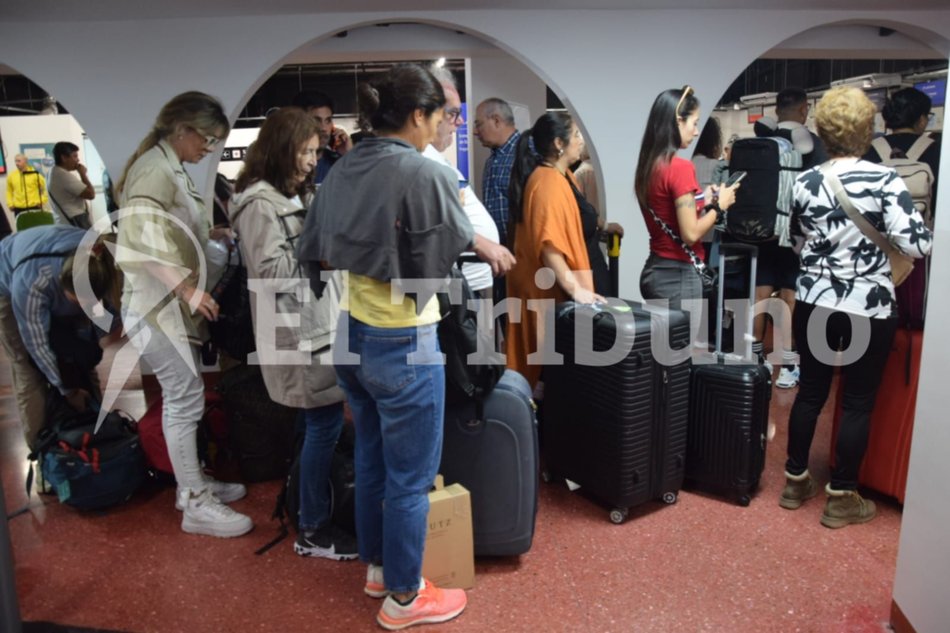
[714,242,758,359]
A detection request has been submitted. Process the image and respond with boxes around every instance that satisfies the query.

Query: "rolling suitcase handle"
[714,242,757,361]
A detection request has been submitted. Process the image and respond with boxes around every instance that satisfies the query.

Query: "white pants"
[130,322,206,491]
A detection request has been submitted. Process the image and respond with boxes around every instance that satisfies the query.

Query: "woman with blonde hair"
[229,107,356,559]
[778,86,933,527]
[116,91,251,538]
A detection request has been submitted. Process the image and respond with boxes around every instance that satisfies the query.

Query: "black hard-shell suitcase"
[543,300,691,523]
[440,370,539,556]
[687,242,772,506]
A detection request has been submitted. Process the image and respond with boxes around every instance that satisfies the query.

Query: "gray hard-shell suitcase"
[687,242,772,506]
[543,300,691,524]
[440,369,539,556]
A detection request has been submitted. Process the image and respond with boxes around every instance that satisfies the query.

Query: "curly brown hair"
[814,86,877,158]
[235,107,320,198]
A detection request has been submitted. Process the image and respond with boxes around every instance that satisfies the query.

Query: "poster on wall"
[0,131,6,175]
[19,143,55,180]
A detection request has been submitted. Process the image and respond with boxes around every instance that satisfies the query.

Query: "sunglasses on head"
[675,85,694,119]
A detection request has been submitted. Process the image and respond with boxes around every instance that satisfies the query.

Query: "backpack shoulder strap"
[906,133,934,161]
[871,137,893,160]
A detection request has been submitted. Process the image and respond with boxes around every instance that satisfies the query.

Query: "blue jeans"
[334,317,444,594]
[298,402,344,531]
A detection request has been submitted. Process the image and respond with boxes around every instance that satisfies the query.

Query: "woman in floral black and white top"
[779,86,933,528]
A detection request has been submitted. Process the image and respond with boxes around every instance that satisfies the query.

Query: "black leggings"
[785,301,897,490]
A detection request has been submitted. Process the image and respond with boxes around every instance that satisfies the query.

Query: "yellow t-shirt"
[343,272,440,328]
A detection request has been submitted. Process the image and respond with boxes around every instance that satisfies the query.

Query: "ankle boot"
[820,484,876,529]
[779,470,818,510]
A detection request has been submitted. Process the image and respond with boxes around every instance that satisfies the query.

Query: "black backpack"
[30,390,144,511]
[256,423,356,555]
[437,260,505,407]
[727,136,803,243]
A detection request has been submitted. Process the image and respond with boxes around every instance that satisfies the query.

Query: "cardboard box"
[421,475,474,589]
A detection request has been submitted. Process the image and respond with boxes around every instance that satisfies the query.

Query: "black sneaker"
[294,524,359,561]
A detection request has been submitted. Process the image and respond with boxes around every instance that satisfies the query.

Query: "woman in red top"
[634,86,739,309]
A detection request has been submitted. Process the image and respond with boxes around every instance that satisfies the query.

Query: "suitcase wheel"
[738,495,751,507]
[662,491,678,505]
[609,508,629,525]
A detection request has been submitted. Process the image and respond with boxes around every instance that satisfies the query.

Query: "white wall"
[1,8,950,631]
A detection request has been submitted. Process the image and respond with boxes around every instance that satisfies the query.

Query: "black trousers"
[785,301,897,490]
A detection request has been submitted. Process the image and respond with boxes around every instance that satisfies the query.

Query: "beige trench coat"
[229,180,343,409]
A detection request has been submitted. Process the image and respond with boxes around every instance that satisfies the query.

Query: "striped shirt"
[482,131,520,244]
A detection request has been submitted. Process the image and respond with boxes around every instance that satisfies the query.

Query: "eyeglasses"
[192,128,222,149]
[675,85,694,119]
[444,108,463,124]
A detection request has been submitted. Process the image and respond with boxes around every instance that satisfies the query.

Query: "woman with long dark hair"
[506,111,603,391]
[116,91,251,538]
[296,64,512,630]
[229,107,356,560]
[635,86,739,309]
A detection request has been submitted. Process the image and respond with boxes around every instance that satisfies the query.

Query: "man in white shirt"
[423,65,509,297]
[48,142,95,229]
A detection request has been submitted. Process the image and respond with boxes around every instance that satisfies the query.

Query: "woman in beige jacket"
[230,107,355,560]
[116,92,251,539]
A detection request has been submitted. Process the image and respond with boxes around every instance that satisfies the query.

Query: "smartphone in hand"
[725,170,747,187]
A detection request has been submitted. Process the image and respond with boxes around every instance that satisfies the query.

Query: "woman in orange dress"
[506,112,605,390]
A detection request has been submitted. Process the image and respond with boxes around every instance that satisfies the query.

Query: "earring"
[558,148,564,157]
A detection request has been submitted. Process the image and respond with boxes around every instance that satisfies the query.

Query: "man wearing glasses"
[423,65,513,304]
[291,90,352,186]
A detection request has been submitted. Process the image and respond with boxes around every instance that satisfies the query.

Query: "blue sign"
[915,79,947,107]
[456,102,469,181]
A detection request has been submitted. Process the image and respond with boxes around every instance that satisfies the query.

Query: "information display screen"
[915,79,947,107]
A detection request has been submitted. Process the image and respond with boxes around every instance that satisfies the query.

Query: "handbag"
[645,205,718,294]
[819,164,915,287]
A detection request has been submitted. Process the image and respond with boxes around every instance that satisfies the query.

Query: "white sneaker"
[776,366,800,389]
[175,478,246,510]
[180,487,253,538]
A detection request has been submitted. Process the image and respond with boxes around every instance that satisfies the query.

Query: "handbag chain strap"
[645,204,709,274]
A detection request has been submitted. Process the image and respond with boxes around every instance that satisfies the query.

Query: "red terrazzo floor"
[1,346,901,633]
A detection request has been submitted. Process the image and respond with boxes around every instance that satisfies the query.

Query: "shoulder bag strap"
[818,163,897,256]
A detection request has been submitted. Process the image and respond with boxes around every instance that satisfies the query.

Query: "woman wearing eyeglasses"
[635,86,740,310]
[115,91,252,539]
[506,111,604,391]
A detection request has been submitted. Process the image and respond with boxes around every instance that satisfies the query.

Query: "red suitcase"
[830,328,921,503]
